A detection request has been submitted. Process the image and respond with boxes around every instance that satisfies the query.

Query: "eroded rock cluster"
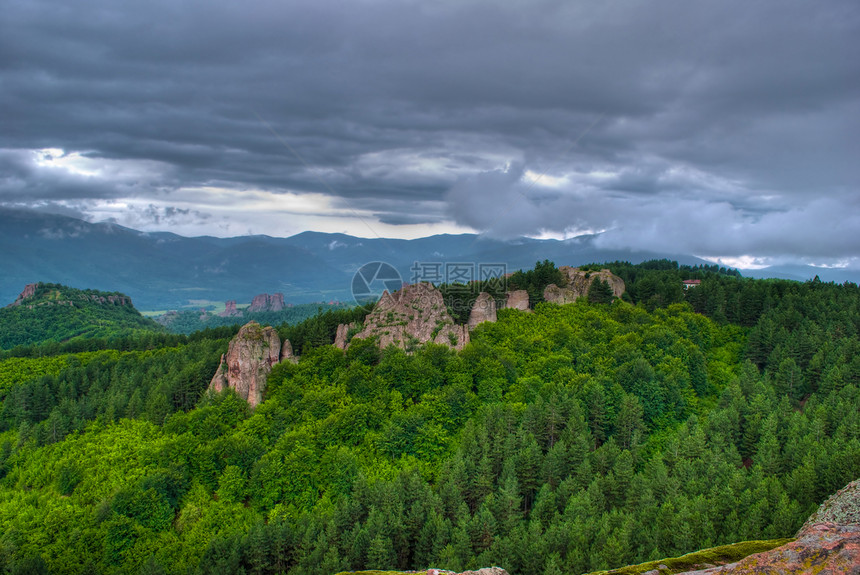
[348,283,470,351]
[208,321,295,408]
[334,269,626,352]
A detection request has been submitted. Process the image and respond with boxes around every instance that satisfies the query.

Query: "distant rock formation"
[504,289,530,311]
[90,293,133,306]
[209,321,294,408]
[248,293,285,313]
[7,283,38,307]
[468,292,497,329]
[219,300,241,317]
[543,267,625,304]
[349,283,469,350]
[673,478,860,574]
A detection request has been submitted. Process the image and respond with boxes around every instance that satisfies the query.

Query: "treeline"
[0,340,227,449]
[157,303,352,336]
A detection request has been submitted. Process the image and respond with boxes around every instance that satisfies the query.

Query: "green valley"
[0,261,857,574]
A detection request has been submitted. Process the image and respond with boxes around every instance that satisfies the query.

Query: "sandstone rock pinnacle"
[209,321,292,408]
[468,292,497,329]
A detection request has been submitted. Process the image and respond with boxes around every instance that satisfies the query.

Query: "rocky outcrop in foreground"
[209,321,294,408]
[344,283,469,351]
[543,267,625,304]
[673,479,860,574]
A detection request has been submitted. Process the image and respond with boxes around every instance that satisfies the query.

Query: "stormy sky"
[1,0,858,269]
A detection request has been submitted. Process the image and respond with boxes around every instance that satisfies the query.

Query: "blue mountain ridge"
[1,208,855,310]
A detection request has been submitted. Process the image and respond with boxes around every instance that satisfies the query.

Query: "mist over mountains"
[1,208,855,311]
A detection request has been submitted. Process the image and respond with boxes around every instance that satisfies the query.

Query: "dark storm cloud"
[0,0,858,262]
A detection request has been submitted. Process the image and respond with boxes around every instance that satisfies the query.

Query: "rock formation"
[7,283,38,307]
[350,283,469,350]
[88,293,133,306]
[543,267,625,304]
[672,478,860,574]
[468,292,497,329]
[281,338,295,362]
[504,289,530,311]
[209,321,295,408]
[219,300,241,317]
[334,322,360,350]
[248,293,285,313]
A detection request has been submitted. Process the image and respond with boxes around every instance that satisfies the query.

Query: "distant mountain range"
[1,208,856,310]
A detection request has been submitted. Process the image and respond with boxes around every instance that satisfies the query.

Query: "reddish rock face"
[7,283,38,307]
[468,292,497,329]
[676,479,860,575]
[352,283,469,350]
[248,293,285,312]
[209,321,283,408]
[676,524,860,574]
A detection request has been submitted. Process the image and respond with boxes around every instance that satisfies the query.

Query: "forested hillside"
[0,262,857,575]
[0,283,163,350]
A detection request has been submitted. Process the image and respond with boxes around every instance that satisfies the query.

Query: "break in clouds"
[0,0,858,267]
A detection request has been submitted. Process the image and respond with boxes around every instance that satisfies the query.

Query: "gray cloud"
[0,0,858,264]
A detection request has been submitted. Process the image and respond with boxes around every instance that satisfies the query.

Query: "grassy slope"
[582,539,793,574]
[334,539,794,575]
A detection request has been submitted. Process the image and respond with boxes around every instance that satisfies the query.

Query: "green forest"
[0,261,858,575]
